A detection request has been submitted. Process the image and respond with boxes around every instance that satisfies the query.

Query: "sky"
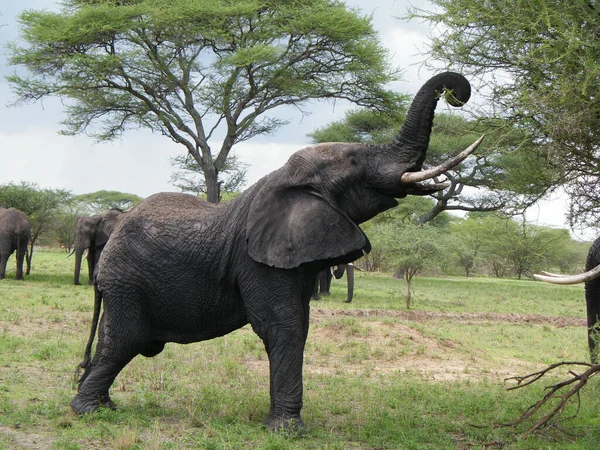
[0,0,587,239]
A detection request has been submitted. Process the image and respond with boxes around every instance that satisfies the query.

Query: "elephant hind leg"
[71,301,154,414]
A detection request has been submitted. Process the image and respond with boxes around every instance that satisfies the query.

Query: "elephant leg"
[0,252,8,280]
[585,279,600,363]
[311,276,321,300]
[243,274,311,431]
[15,243,27,281]
[71,299,152,414]
[320,270,332,296]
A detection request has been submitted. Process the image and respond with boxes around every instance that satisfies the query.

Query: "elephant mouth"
[402,181,451,196]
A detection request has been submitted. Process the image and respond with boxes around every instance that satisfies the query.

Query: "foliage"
[449,213,582,279]
[0,182,72,271]
[408,0,600,228]
[169,152,248,196]
[73,190,143,215]
[7,0,399,203]
[371,222,445,308]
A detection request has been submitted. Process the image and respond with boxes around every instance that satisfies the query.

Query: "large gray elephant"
[0,207,31,280]
[73,209,123,285]
[312,264,355,303]
[71,72,483,430]
[534,238,600,363]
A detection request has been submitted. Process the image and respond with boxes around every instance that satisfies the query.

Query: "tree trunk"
[204,165,221,204]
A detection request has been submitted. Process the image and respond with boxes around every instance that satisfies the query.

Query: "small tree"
[373,223,444,308]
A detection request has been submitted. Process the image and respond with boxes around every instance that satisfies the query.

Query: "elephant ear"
[246,178,371,269]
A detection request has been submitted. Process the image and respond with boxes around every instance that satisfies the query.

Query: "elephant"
[312,263,355,303]
[73,209,123,285]
[0,207,31,280]
[71,72,483,430]
[534,237,600,363]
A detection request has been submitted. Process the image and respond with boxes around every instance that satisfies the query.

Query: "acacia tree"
[408,0,600,228]
[7,0,398,203]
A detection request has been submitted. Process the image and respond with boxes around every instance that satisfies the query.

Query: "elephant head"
[534,238,600,362]
[73,209,123,285]
[247,72,483,269]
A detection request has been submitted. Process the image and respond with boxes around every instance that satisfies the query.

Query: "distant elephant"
[0,207,31,280]
[71,72,483,430]
[534,237,600,362]
[73,209,123,285]
[312,263,355,303]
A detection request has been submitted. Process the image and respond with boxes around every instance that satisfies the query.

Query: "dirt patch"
[298,308,584,383]
[311,308,586,328]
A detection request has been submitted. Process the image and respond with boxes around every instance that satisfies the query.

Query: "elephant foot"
[74,282,81,286]
[311,296,321,301]
[263,411,305,433]
[343,299,352,303]
[71,393,116,415]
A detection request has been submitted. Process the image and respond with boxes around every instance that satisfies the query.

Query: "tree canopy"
[73,190,143,214]
[408,0,600,229]
[8,0,399,203]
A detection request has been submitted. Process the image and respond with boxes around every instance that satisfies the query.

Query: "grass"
[0,249,598,449]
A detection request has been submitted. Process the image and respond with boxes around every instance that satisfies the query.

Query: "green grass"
[0,249,598,449]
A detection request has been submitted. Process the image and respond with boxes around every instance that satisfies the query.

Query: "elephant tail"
[74,284,103,386]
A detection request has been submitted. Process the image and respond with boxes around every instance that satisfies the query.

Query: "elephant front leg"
[262,329,307,431]
[248,299,310,431]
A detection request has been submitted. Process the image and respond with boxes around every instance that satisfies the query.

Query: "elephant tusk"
[400,135,485,184]
[533,264,600,285]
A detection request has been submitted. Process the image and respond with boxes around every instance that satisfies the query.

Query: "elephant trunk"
[344,265,354,303]
[74,248,84,285]
[391,72,471,157]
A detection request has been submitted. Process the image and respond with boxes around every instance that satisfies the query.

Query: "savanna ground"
[0,250,598,449]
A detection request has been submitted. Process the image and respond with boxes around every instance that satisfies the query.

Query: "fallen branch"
[497,361,600,435]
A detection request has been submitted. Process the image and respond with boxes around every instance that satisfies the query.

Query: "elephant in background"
[534,237,600,363]
[71,72,483,430]
[312,263,355,303]
[73,209,123,285]
[0,207,31,280]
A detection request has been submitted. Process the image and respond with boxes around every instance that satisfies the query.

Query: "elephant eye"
[350,156,358,166]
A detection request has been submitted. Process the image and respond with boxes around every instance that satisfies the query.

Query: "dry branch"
[499,361,600,435]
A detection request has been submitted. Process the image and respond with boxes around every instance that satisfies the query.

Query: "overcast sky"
[0,0,584,238]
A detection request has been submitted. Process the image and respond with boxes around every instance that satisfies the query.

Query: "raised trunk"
[393,72,470,154]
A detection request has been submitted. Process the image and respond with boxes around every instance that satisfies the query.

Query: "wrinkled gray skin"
[71,72,472,431]
[73,209,123,285]
[312,264,354,303]
[0,207,31,280]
